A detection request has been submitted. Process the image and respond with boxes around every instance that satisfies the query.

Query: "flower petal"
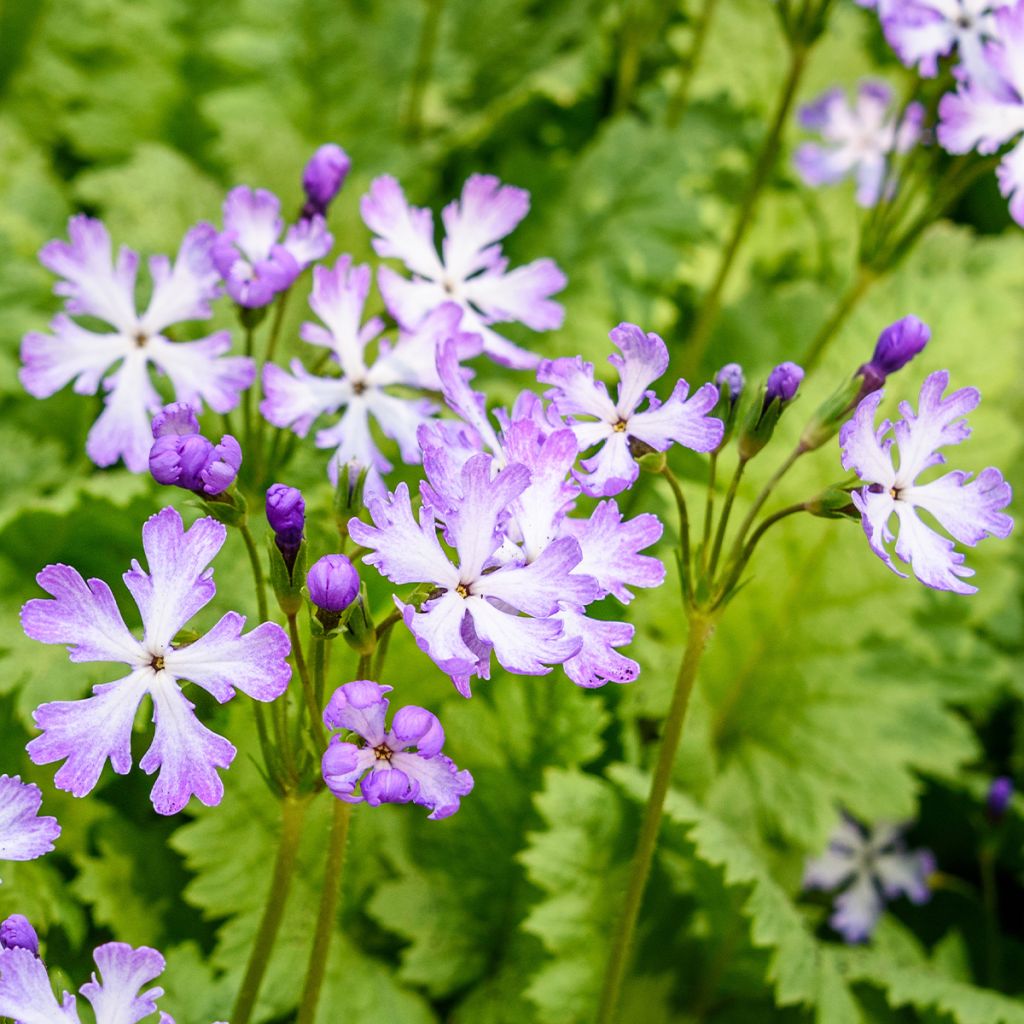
[80,942,166,1024]
[904,467,1013,546]
[148,332,254,415]
[361,176,444,280]
[0,946,79,1024]
[465,597,579,677]
[86,349,162,472]
[0,776,60,864]
[260,361,351,437]
[555,608,638,688]
[389,751,474,820]
[140,223,221,334]
[322,681,392,744]
[440,174,529,280]
[627,380,723,453]
[20,317,130,400]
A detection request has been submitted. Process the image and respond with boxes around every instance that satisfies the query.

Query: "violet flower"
[840,370,1013,593]
[21,507,292,815]
[307,554,359,613]
[361,174,566,369]
[149,403,242,496]
[302,144,351,219]
[0,916,38,955]
[322,681,473,819]
[266,483,305,565]
[795,82,924,206]
[20,217,254,472]
[764,361,804,407]
[804,817,934,943]
[0,776,60,883]
[857,315,931,393]
[538,323,723,497]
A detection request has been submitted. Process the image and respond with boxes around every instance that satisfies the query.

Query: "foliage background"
[0,1,1021,1021]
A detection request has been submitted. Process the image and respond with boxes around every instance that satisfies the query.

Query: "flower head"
[302,144,351,218]
[0,916,38,955]
[858,315,931,392]
[840,370,1013,593]
[149,403,242,496]
[322,681,473,819]
[537,323,723,497]
[804,817,934,942]
[21,217,254,472]
[361,174,566,369]
[795,82,924,206]
[307,554,359,612]
[0,776,60,883]
[21,507,291,814]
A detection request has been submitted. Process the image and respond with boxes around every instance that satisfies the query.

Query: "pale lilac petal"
[893,371,979,482]
[86,350,162,472]
[322,739,378,802]
[577,430,637,497]
[361,176,444,280]
[376,266,448,329]
[403,593,482,689]
[317,399,393,477]
[561,501,665,603]
[20,317,130,399]
[555,609,639,688]
[460,314,541,370]
[161,615,291,703]
[29,672,151,798]
[140,677,235,815]
[794,143,856,186]
[831,872,882,943]
[803,844,857,891]
[882,6,954,77]
[366,391,437,465]
[122,508,226,651]
[80,942,166,1024]
[855,154,888,206]
[472,537,597,614]
[538,355,618,424]
[608,323,670,417]
[465,598,579,677]
[377,302,482,391]
[440,174,529,279]
[892,501,977,593]
[627,380,723,453]
[434,338,503,456]
[260,361,351,436]
[389,705,445,757]
[874,849,933,904]
[462,258,566,331]
[303,257,375,378]
[389,751,474,820]
[322,681,391,744]
[281,215,333,268]
[148,332,254,415]
[21,564,143,664]
[851,487,904,579]
[937,82,1024,154]
[904,467,1013,546]
[141,223,220,334]
[997,138,1024,226]
[0,776,60,864]
[222,187,283,263]
[839,390,896,486]
[0,946,79,1024]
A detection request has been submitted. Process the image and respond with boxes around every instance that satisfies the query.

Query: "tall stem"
[312,635,329,708]
[980,846,1002,988]
[707,458,746,578]
[665,0,720,128]
[232,794,310,1024]
[729,445,803,556]
[684,43,809,377]
[404,0,444,140]
[800,264,876,372]
[239,522,270,624]
[661,466,693,604]
[296,799,352,1024]
[596,613,717,1024]
[289,615,327,750]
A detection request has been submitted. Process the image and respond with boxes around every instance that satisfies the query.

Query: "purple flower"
[0,916,38,956]
[0,776,60,882]
[765,362,804,406]
[261,256,479,491]
[937,2,1024,225]
[213,186,332,308]
[795,82,924,206]
[307,554,359,612]
[20,217,254,472]
[302,144,351,218]
[987,776,1014,821]
[266,483,305,560]
[0,940,170,1022]
[858,315,931,392]
[321,681,473,819]
[21,507,292,815]
[537,323,723,498]
[716,363,745,403]
[149,403,241,496]
[840,370,1013,594]
[361,174,566,369]
[804,817,934,943]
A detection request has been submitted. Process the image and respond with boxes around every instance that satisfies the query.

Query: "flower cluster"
[0,776,60,883]
[149,403,242,496]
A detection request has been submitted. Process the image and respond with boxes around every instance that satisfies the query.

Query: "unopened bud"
[986,776,1013,824]
[0,915,39,955]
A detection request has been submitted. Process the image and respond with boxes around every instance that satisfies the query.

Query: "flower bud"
[986,776,1013,823]
[335,459,369,541]
[858,315,930,394]
[266,484,305,562]
[764,362,804,408]
[301,144,351,218]
[0,914,39,955]
[151,402,200,437]
[149,405,242,496]
[716,363,745,404]
[738,362,805,461]
[308,554,359,631]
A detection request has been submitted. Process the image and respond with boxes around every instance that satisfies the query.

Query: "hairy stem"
[729,445,804,557]
[289,615,327,750]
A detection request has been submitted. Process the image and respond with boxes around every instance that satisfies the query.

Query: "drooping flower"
[21,507,291,815]
[0,776,60,883]
[212,185,333,308]
[301,144,351,219]
[857,315,931,393]
[261,256,479,491]
[321,681,473,819]
[0,940,173,1023]
[538,323,723,497]
[840,370,1013,594]
[794,82,924,206]
[937,1,1024,225]
[804,817,934,943]
[361,174,566,369]
[149,403,242,496]
[21,217,254,472]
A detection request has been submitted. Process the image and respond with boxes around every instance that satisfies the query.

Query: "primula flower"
[21,507,292,814]
[804,817,934,943]
[840,370,1013,594]
[794,82,924,206]
[149,403,242,496]
[321,681,473,819]
[21,217,254,473]
[0,940,178,1023]
[538,323,723,497]
[0,776,60,882]
[361,174,566,369]
[262,256,478,491]
[212,185,332,307]
[937,2,1024,225]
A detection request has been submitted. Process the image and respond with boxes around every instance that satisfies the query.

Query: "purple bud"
[858,316,931,393]
[362,767,414,806]
[301,144,351,217]
[765,362,804,406]
[1,915,39,955]
[391,705,445,757]
[307,554,359,613]
[987,776,1013,822]
[266,484,305,559]
[152,402,200,439]
[149,426,242,496]
[715,363,745,403]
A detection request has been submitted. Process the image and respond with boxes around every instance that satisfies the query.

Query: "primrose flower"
[361,174,566,369]
[937,2,1024,225]
[804,817,934,943]
[0,776,60,882]
[21,507,291,815]
[21,217,254,472]
[795,82,924,206]
[213,185,332,307]
[840,370,1013,594]
[149,403,242,496]
[0,940,174,1023]
[322,681,473,819]
[538,323,723,497]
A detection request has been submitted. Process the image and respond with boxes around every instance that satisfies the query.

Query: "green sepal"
[267,535,307,617]
[737,394,783,461]
[798,376,864,453]
[334,460,370,540]
[635,447,667,474]
[196,489,248,528]
[805,483,861,521]
[341,583,377,656]
[238,303,269,330]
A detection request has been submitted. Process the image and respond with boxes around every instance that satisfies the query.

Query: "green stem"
[980,846,1002,988]
[665,0,720,128]
[242,326,255,455]
[800,264,877,372]
[296,799,352,1024]
[232,794,310,1024]
[707,458,746,578]
[264,291,291,368]
[289,615,327,750]
[701,452,718,573]
[312,635,328,709]
[661,466,693,604]
[596,613,717,1024]
[729,445,803,557]
[684,42,809,377]
[239,522,270,624]
[612,0,643,116]
[404,0,444,140]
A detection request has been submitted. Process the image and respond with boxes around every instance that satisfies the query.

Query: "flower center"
[133,330,149,348]
[373,743,393,762]
[151,655,165,671]
[455,583,470,598]
[352,380,367,395]
[613,419,628,433]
